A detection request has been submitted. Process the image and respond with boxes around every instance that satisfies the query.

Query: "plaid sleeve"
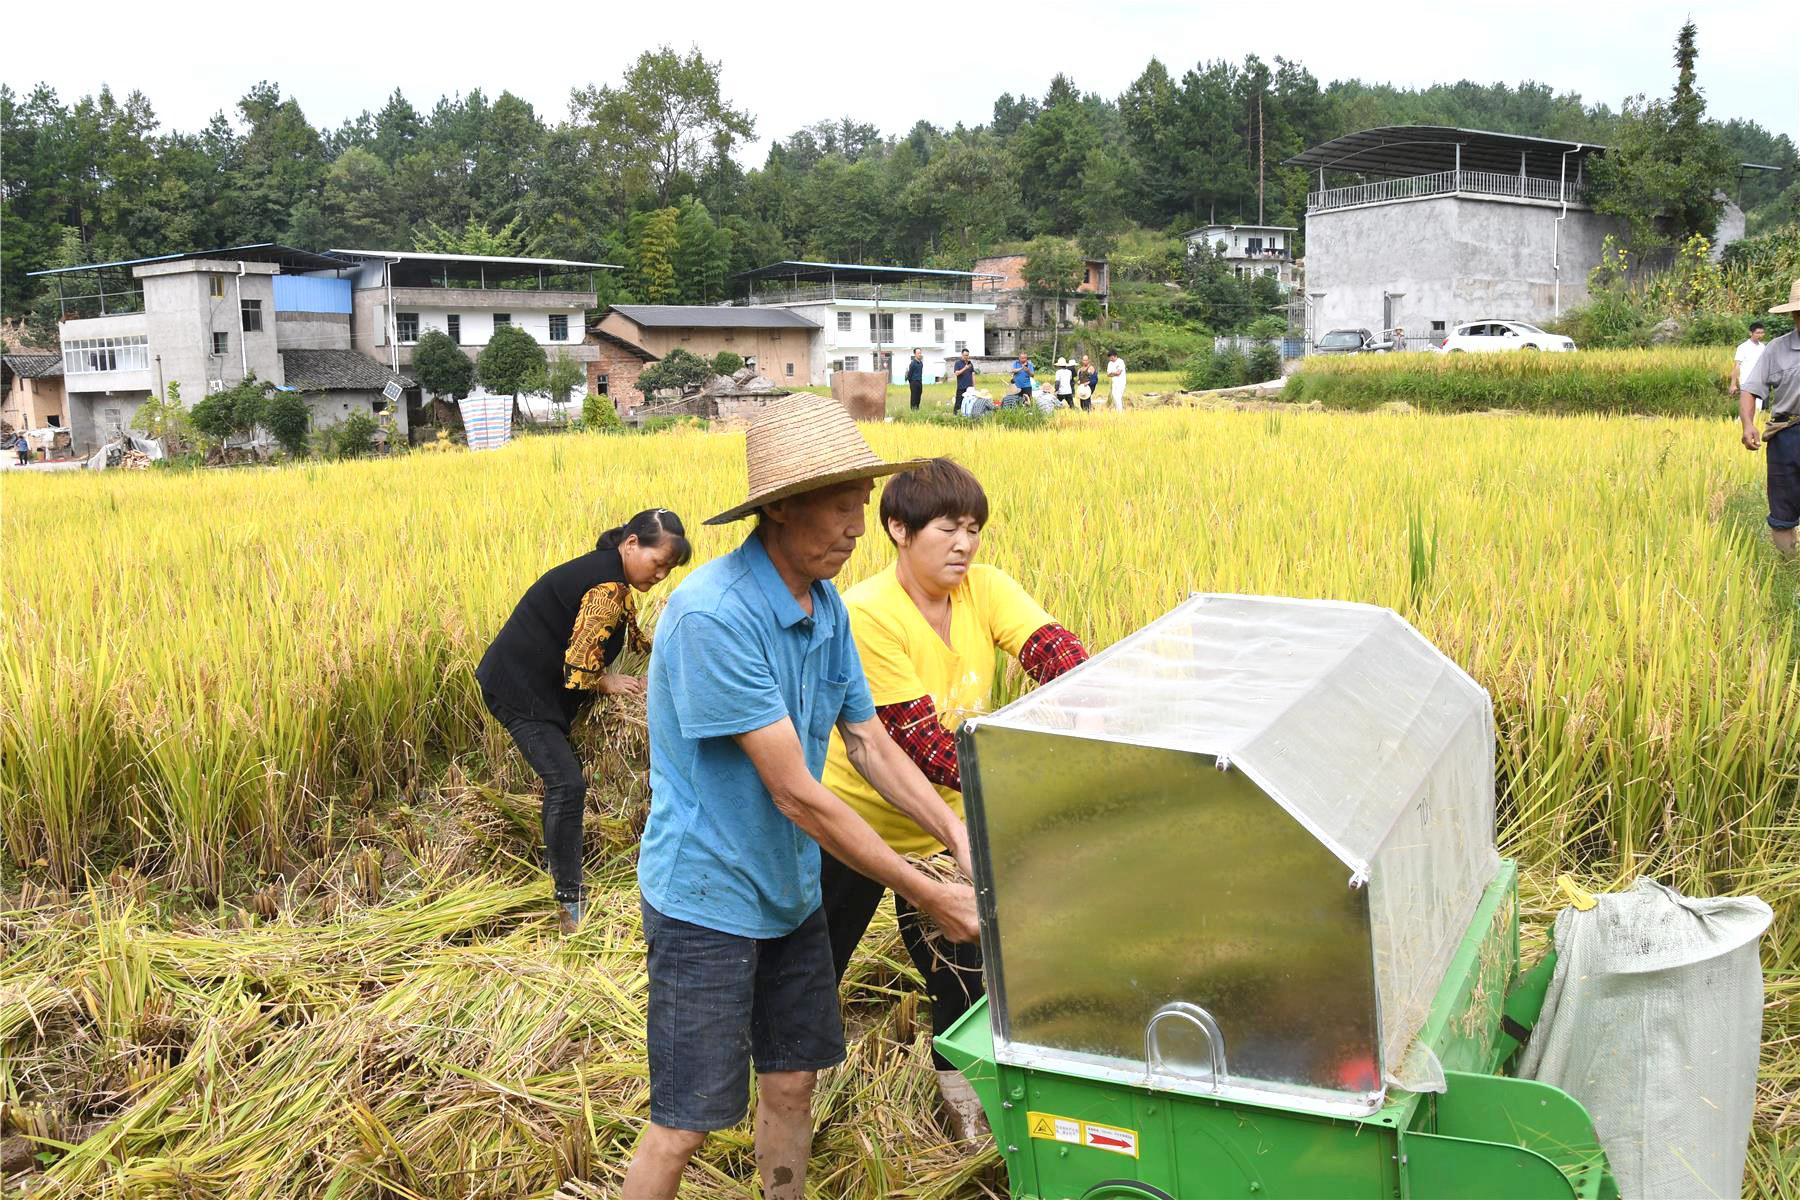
[1018,623,1089,685]
[876,695,961,793]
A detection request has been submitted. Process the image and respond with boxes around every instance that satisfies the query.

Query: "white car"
[1438,320,1576,353]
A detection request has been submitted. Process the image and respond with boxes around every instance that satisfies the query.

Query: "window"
[1247,237,1263,255]
[785,362,794,377]
[211,331,229,356]
[934,317,945,344]
[596,373,609,395]
[209,275,226,299]
[395,312,419,343]
[549,314,569,342]
[953,312,966,323]
[492,313,512,330]
[62,335,150,374]
[1085,267,1093,284]
[954,340,968,354]
[240,298,263,332]
[1430,320,1446,334]
[909,313,923,333]
[842,356,860,370]
[446,314,461,344]
[867,313,893,342]
[837,312,853,332]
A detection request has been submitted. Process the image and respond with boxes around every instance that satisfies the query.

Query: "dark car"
[1314,328,1375,354]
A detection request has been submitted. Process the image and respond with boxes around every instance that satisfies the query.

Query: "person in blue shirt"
[1010,354,1035,406]
[624,393,979,1200]
[904,348,925,410]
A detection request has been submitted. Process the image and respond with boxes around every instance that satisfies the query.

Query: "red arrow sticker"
[1082,1122,1139,1158]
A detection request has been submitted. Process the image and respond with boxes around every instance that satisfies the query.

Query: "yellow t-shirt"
[822,563,1053,855]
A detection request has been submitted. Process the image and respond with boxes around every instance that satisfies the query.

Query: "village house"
[586,329,659,417]
[26,245,616,451]
[591,304,822,408]
[1289,125,1747,347]
[970,253,1109,358]
[732,261,1000,385]
[1182,224,1298,291]
[2,353,67,453]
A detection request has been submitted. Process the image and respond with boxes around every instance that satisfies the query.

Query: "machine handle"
[1144,1001,1227,1090]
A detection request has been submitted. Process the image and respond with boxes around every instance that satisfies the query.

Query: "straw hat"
[1769,280,1800,314]
[705,393,927,525]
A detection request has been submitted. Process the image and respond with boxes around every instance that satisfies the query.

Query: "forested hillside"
[4,47,1796,332]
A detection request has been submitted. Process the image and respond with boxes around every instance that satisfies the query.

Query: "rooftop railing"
[1307,169,1581,212]
[736,282,996,307]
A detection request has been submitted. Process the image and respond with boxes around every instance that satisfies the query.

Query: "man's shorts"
[1769,425,1800,531]
[641,898,846,1131]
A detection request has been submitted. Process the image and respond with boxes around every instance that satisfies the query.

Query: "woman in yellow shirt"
[820,458,1089,1136]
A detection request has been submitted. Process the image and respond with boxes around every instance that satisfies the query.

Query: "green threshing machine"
[936,594,1618,1200]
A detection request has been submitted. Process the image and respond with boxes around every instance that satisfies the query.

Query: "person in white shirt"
[1053,358,1075,408]
[1733,321,1768,412]
[1105,350,1126,411]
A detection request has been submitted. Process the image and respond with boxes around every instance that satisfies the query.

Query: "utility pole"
[1257,90,1266,226]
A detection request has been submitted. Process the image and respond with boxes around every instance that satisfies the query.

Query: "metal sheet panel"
[964,721,1382,1108]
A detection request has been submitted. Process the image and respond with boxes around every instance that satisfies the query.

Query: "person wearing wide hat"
[1053,356,1076,408]
[624,393,980,1198]
[1739,279,1800,557]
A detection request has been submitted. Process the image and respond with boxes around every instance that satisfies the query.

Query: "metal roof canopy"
[1286,125,1607,181]
[734,260,1005,284]
[608,304,820,329]
[27,243,350,278]
[329,249,618,288]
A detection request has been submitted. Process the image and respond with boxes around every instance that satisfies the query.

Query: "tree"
[1586,22,1733,253]
[712,350,743,375]
[545,352,588,414]
[636,347,713,395]
[412,329,474,399]
[132,380,194,452]
[629,207,680,302]
[573,46,754,205]
[189,375,272,445]
[1023,236,1085,298]
[413,214,527,256]
[263,391,311,457]
[674,198,732,303]
[476,324,548,413]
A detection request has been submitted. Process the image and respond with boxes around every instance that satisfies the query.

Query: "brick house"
[588,330,658,416]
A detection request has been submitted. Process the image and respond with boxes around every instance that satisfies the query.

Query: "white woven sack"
[1518,877,1769,1200]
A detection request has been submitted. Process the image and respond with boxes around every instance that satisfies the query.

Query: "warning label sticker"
[1025,1111,1138,1158]
[1026,1111,1082,1145]
[1082,1122,1139,1158]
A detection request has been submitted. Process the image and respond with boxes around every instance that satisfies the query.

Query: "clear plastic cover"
[975,593,1500,1095]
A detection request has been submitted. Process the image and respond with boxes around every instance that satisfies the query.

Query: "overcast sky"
[8,0,1796,158]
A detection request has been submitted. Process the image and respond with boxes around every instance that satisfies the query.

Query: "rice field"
[3,406,1797,1197]
[1285,346,1735,415]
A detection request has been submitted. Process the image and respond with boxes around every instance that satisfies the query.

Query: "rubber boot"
[936,1068,989,1142]
[558,899,583,937]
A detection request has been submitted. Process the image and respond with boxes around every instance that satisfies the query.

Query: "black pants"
[909,380,923,409]
[819,849,983,1069]
[485,692,587,903]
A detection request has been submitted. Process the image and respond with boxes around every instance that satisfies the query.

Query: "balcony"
[1307,170,1581,213]
[738,283,996,308]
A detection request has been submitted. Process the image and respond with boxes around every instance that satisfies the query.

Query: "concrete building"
[2,354,67,445]
[1288,126,1657,348]
[732,261,1000,385]
[27,245,615,451]
[594,304,821,392]
[326,249,612,431]
[971,253,1109,357]
[1183,224,1298,291]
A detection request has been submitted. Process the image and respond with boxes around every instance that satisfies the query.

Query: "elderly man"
[623,394,980,1199]
[1740,282,1800,558]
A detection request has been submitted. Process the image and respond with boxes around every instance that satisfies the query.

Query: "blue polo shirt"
[1012,364,1034,390]
[640,531,877,938]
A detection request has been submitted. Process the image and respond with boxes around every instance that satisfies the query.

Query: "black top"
[905,357,924,384]
[477,547,628,729]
